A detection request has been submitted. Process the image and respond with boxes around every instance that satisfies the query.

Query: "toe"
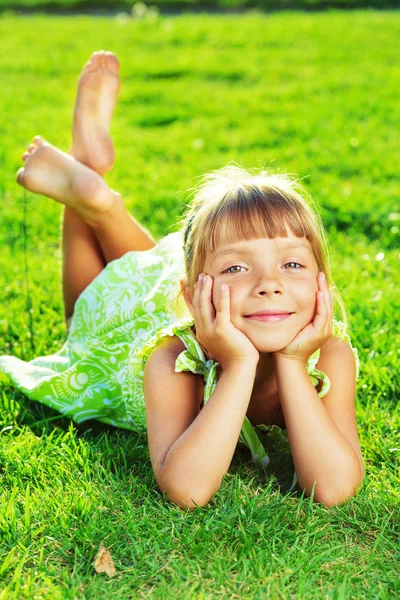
[16,167,25,185]
[28,144,36,152]
[22,152,30,161]
[34,135,44,145]
[105,52,120,72]
[87,52,102,69]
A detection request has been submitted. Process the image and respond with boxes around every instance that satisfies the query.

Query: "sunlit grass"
[0,10,399,599]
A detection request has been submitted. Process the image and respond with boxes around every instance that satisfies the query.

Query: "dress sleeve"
[132,317,220,401]
[132,317,195,367]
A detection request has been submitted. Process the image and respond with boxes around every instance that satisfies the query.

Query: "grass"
[0,9,399,599]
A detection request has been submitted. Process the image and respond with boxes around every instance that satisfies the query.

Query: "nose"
[254,270,284,296]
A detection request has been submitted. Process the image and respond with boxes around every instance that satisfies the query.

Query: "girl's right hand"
[192,273,260,369]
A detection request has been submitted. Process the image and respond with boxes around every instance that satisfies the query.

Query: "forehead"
[211,217,307,250]
[209,233,313,262]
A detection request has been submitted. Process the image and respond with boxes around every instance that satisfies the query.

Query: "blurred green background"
[1,0,399,13]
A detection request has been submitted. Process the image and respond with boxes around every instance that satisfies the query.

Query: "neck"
[254,352,275,385]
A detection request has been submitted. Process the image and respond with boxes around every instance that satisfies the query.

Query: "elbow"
[315,489,357,508]
[164,486,217,510]
[303,455,365,508]
[313,473,364,508]
[158,479,221,510]
[156,461,224,510]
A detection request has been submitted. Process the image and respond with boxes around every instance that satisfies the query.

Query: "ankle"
[69,145,114,176]
[85,191,126,230]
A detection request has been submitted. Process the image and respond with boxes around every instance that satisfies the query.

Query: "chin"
[252,337,294,354]
[238,318,304,354]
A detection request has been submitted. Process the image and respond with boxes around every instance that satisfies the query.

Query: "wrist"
[220,357,259,373]
[273,353,307,368]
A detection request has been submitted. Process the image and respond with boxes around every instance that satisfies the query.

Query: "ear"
[180,278,194,317]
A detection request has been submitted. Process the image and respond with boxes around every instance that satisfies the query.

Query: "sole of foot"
[17,136,119,226]
[70,50,120,176]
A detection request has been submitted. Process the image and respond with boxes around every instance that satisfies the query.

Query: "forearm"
[274,357,363,506]
[160,360,258,507]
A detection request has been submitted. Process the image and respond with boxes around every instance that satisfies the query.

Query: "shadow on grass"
[230,442,297,497]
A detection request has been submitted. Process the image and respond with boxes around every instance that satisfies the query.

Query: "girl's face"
[184,230,320,354]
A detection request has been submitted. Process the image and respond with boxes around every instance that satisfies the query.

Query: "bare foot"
[17,137,119,226]
[70,50,120,175]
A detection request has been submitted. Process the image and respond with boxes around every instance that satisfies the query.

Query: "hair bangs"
[202,185,315,254]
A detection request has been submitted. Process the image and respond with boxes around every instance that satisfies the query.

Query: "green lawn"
[0,10,399,599]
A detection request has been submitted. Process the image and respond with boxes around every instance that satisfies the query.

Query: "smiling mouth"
[245,313,293,323]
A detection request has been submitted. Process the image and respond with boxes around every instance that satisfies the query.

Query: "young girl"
[0,51,364,510]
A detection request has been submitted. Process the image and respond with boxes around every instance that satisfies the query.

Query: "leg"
[62,51,156,319]
[17,139,157,313]
[62,193,157,319]
[62,206,106,320]
[89,193,157,264]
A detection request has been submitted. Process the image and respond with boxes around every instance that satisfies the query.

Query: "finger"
[320,290,332,338]
[192,279,205,330]
[199,275,215,329]
[320,272,333,331]
[215,282,231,327]
[312,289,328,334]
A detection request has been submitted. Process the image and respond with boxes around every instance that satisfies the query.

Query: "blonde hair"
[172,164,349,332]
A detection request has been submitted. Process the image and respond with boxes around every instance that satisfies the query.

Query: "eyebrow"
[212,242,313,262]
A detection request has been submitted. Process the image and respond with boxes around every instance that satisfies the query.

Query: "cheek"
[299,276,318,300]
[295,279,318,317]
[307,285,318,305]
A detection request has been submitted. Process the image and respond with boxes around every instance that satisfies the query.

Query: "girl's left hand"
[274,272,333,364]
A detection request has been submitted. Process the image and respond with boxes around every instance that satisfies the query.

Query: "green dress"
[0,231,360,477]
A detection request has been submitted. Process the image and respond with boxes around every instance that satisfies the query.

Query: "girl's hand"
[274,272,333,364]
[192,274,259,369]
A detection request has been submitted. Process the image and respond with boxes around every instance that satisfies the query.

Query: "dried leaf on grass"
[93,540,117,577]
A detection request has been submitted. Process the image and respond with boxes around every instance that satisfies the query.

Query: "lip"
[245,311,293,323]
[246,309,292,316]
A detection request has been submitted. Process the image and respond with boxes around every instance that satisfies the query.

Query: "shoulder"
[316,335,357,391]
[316,334,358,421]
[144,334,188,374]
[318,335,357,375]
[144,334,204,403]
[148,333,186,359]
